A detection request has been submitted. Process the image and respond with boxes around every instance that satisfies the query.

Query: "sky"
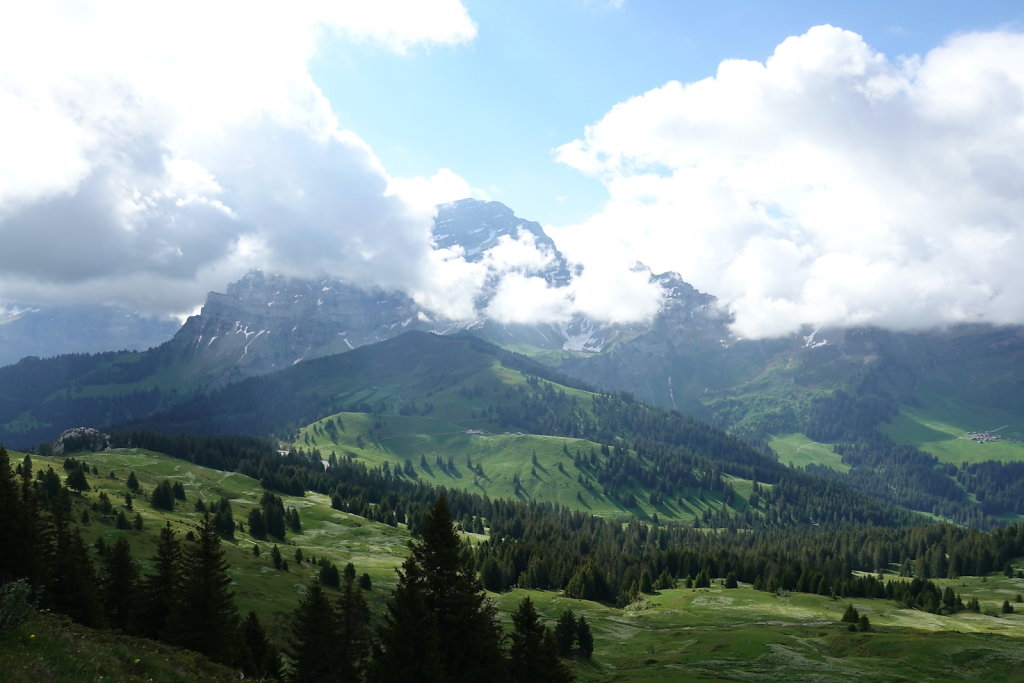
[2,1,1024,338]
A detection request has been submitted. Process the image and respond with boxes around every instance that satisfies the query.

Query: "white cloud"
[486,274,571,324]
[387,168,488,216]
[0,0,477,316]
[554,25,1024,337]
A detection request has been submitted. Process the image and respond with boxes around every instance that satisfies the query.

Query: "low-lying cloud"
[553,25,1024,337]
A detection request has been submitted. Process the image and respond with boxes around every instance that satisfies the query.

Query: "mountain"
[0,303,178,368]
[158,198,683,386]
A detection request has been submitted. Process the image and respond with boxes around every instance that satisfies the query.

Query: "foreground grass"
[0,612,237,682]
[21,448,1024,681]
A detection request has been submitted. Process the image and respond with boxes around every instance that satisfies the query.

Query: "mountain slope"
[0,304,178,368]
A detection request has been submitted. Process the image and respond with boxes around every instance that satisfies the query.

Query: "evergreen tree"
[576,615,594,658]
[371,556,443,683]
[1002,599,1014,614]
[65,466,90,493]
[271,544,283,570]
[248,508,267,539]
[168,514,239,663]
[126,471,141,492]
[336,573,372,681]
[842,603,860,623]
[508,596,573,682]
[554,609,577,657]
[287,581,341,682]
[373,495,507,683]
[45,490,102,626]
[138,522,181,640]
[238,611,281,680]
[151,480,175,510]
[99,536,139,633]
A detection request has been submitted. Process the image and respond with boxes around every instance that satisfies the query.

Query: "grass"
[769,433,849,473]
[295,411,760,524]
[31,450,410,642]
[882,404,1024,465]
[0,612,237,682]
[497,575,1024,682]
[13,448,1024,681]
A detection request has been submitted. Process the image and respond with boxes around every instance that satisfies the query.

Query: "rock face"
[165,198,713,385]
[48,427,110,456]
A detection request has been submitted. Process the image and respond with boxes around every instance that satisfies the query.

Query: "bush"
[0,580,34,635]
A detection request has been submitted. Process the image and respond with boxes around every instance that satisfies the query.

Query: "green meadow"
[295,411,759,524]
[9,447,1024,682]
[769,433,849,472]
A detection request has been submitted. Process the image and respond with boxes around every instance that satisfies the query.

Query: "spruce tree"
[168,514,239,663]
[508,596,573,682]
[138,522,181,639]
[372,495,506,682]
[45,489,102,626]
[100,536,139,633]
[576,615,594,658]
[287,581,341,681]
[371,556,443,683]
[238,611,281,680]
[336,573,372,681]
[554,609,577,657]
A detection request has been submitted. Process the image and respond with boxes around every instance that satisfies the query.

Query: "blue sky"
[310,0,1024,226]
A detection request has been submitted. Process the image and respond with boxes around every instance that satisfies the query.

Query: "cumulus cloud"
[553,25,1024,337]
[0,1,477,315]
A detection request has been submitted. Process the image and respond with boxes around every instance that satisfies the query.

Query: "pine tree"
[508,596,573,682]
[126,471,141,492]
[370,556,443,683]
[238,611,281,680]
[45,490,102,626]
[271,544,283,570]
[841,603,860,623]
[137,522,181,640]
[248,508,267,539]
[336,573,372,681]
[554,609,577,657]
[287,581,341,681]
[100,536,139,633]
[151,480,174,510]
[65,466,90,493]
[576,615,594,658]
[372,495,507,683]
[168,514,239,663]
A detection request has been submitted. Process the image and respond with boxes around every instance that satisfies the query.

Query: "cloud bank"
[553,25,1024,337]
[0,1,482,316]
[0,0,656,326]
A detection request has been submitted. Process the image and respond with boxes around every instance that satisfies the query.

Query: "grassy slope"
[500,578,1024,682]
[0,612,237,683]
[295,411,754,524]
[31,450,409,641]
[11,448,1024,681]
[769,433,849,473]
[881,393,1024,465]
